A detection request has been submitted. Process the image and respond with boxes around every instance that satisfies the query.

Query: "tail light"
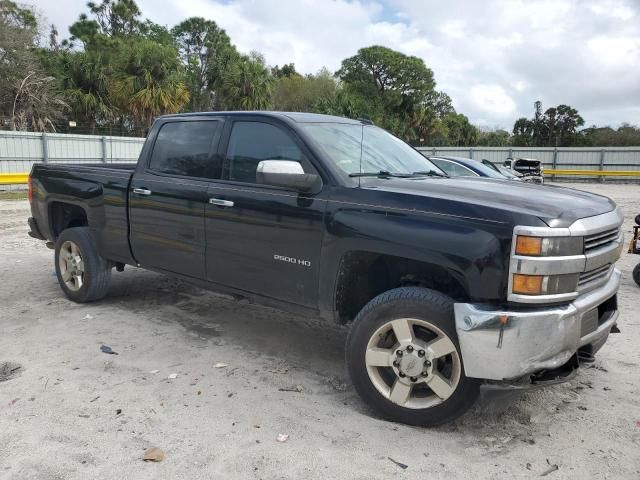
[28,176,33,203]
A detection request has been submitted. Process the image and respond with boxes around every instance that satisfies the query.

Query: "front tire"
[633,264,640,287]
[54,227,112,302]
[346,287,479,426]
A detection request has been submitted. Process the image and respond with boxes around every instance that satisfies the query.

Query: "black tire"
[633,264,640,287]
[54,227,112,302]
[635,214,640,226]
[346,287,479,426]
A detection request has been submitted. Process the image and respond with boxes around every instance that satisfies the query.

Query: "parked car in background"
[480,159,523,181]
[504,157,544,184]
[428,156,519,180]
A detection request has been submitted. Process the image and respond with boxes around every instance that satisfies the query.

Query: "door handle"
[132,187,152,196]
[209,198,234,207]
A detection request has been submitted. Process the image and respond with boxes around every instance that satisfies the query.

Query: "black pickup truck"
[28,112,624,426]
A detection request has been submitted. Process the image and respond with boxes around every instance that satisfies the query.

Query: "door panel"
[129,119,222,279]
[204,119,326,307]
[205,184,326,307]
[130,173,209,278]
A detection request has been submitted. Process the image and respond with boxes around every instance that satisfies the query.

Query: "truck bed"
[30,162,135,265]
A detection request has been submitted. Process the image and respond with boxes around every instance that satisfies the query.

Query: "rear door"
[204,119,326,307]
[129,118,223,279]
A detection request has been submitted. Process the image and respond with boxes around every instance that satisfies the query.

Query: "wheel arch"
[49,201,89,239]
[331,249,469,324]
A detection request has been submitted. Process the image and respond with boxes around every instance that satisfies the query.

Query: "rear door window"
[149,121,221,178]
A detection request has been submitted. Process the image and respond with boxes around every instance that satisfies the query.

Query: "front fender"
[318,205,513,316]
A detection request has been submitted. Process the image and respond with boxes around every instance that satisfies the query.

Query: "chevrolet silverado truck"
[27,112,624,426]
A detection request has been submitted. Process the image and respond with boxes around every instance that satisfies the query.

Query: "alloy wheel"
[364,317,461,409]
[58,240,85,292]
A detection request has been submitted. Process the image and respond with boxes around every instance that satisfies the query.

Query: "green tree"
[1,1,68,131]
[512,101,585,147]
[219,52,272,110]
[338,46,435,105]
[511,117,534,146]
[540,104,584,146]
[443,112,478,146]
[477,129,510,147]
[57,51,113,133]
[83,0,143,37]
[336,46,455,145]
[272,68,336,112]
[312,88,357,118]
[171,17,235,111]
[271,63,300,78]
[109,38,189,128]
[580,123,640,146]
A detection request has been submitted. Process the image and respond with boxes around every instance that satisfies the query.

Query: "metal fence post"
[41,133,48,164]
[469,147,473,159]
[101,136,107,163]
[599,148,606,183]
[432,147,436,155]
[552,147,558,181]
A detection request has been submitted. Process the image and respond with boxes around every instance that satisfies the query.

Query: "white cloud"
[24,0,640,128]
[469,85,517,118]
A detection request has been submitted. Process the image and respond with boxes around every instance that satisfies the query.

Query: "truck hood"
[361,177,616,227]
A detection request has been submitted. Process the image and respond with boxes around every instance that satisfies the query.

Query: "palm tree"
[110,38,189,128]
[59,51,113,133]
[222,54,272,110]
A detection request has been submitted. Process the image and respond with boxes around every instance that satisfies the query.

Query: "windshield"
[302,123,443,177]
[468,161,508,178]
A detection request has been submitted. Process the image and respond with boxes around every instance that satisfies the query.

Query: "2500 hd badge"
[274,254,312,267]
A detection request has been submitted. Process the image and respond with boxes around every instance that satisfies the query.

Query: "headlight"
[514,235,583,257]
[512,273,580,295]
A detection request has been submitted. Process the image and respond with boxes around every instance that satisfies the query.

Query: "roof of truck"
[158,111,365,124]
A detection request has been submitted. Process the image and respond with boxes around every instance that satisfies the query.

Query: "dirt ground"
[0,182,639,479]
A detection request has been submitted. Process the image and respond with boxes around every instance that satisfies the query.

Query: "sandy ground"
[0,182,639,480]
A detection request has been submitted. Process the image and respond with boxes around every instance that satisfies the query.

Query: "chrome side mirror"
[256,160,321,193]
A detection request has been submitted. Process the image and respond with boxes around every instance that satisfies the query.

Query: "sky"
[26,0,640,130]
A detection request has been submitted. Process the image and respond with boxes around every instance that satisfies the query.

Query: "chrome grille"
[578,264,611,287]
[584,228,620,252]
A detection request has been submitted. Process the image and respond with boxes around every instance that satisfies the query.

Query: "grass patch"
[0,191,28,200]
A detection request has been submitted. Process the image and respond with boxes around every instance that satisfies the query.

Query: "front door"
[129,119,222,279]
[205,120,326,307]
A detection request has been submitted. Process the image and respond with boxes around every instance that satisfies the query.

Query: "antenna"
[358,125,364,188]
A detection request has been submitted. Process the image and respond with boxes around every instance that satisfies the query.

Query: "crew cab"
[27,112,624,426]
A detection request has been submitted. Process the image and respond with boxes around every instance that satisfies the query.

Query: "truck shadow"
[103,268,350,384]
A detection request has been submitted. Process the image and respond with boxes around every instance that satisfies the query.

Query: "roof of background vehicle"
[158,111,365,124]
[429,156,506,178]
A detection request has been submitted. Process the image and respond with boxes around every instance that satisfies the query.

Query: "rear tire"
[54,227,112,302]
[633,264,640,287]
[346,287,479,426]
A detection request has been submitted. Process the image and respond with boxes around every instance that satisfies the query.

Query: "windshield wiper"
[412,170,448,178]
[349,170,415,178]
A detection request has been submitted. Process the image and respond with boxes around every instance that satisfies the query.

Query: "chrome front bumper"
[454,268,620,381]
